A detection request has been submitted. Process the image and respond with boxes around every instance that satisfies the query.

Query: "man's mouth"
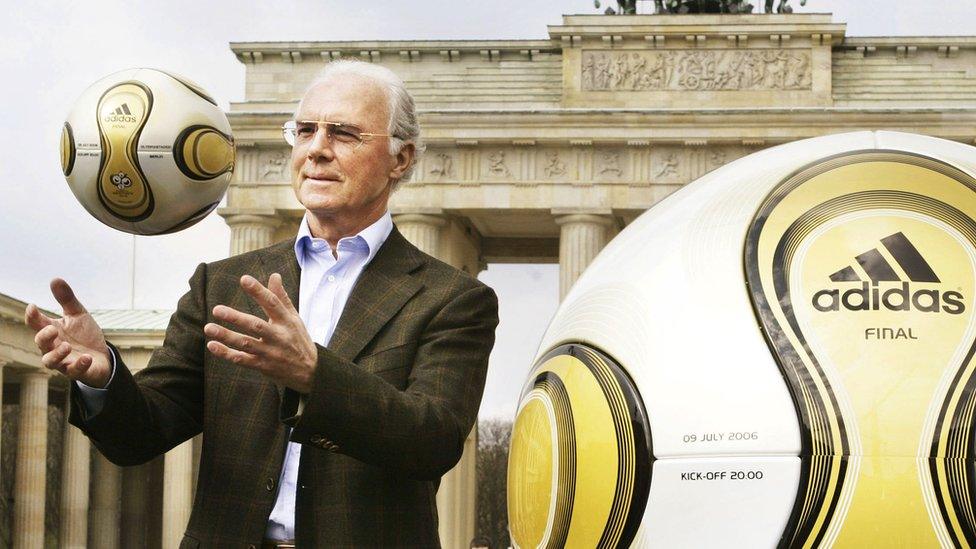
[304,173,342,183]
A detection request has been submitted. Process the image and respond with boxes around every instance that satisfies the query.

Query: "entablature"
[228,107,976,147]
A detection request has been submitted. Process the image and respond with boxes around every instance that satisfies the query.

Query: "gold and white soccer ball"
[508,131,976,548]
[60,68,234,235]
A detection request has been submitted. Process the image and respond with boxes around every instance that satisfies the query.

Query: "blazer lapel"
[328,228,425,361]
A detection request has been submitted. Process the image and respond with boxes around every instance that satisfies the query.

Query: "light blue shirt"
[266,211,392,539]
[78,211,393,541]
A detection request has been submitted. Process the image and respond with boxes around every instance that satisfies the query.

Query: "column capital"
[552,209,616,227]
[20,367,53,380]
[393,212,448,227]
[221,209,284,256]
[218,208,282,228]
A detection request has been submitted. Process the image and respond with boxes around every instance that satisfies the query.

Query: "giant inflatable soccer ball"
[60,68,234,235]
[508,131,976,548]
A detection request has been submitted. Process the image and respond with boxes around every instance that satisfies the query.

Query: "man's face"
[289,75,402,221]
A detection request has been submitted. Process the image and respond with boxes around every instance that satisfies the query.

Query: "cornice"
[548,13,846,46]
[231,39,560,64]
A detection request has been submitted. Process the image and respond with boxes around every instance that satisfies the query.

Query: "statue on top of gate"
[594,0,808,15]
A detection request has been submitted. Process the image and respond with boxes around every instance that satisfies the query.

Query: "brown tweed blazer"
[69,227,499,548]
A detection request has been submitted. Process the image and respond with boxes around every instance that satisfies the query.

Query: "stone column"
[60,395,91,549]
[163,439,194,549]
[0,360,7,455]
[393,213,447,257]
[554,212,615,299]
[12,370,49,549]
[222,212,281,256]
[436,427,478,549]
[121,463,152,548]
[396,213,481,548]
[90,452,121,549]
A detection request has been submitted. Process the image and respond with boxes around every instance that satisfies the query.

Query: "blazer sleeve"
[68,262,208,466]
[281,282,499,480]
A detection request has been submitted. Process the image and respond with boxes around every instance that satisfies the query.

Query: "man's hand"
[204,273,317,393]
[24,279,113,388]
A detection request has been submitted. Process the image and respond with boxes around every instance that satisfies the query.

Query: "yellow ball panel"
[543,355,620,547]
[508,395,554,548]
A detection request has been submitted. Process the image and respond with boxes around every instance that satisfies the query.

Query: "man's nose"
[306,125,335,160]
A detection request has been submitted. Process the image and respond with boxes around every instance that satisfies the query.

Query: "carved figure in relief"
[594,54,611,89]
[429,153,453,178]
[599,151,623,177]
[582,55,595,89]
[631,54,647,80]
[656,153,680,178]
[544,152,567,177]
[761,50,787,88]
[709,149,727,169]
[260,151,288,180]
[488,151,512,177]
[609,55,626,88]
[786,52,809,88]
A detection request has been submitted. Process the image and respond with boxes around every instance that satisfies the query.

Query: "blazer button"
[310,434,323,444]
[265,477,276,491]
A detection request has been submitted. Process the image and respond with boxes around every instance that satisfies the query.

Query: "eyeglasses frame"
[281,119,393,150]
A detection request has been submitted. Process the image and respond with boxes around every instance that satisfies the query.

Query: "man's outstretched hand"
[204,273,318,394]
[24,279,112,388]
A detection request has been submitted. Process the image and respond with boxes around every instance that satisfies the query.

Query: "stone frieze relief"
[581,49,812,91]
[410,145,753,185]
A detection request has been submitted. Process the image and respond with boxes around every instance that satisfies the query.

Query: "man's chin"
[302,200,342,215]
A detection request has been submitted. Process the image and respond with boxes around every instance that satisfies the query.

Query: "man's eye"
[332,126,361,142]
[296,125,315,135]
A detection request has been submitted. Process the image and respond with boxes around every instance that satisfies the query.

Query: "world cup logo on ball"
[60,68,235,235]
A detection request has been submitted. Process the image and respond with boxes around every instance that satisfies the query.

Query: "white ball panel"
[639,457,801,548]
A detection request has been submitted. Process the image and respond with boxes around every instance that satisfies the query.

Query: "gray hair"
[298,60,424,188]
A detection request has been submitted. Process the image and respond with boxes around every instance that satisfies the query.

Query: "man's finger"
[240,275,285,320]
[207,340,262,371]
[51,278,88,316]
[24,303,55,331]
[204,322,264,355]
[64,353,93,380]
[268,273,296,311]
[41,342,72,370]
[212,305,269,338]
[34,324,62,353]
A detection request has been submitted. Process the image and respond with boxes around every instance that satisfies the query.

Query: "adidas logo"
[811,232,965,315]
[103,103,137,123]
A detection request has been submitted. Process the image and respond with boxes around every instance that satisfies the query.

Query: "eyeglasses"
[282,120,391,149]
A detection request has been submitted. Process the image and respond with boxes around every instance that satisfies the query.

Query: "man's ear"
[389,142,416,181]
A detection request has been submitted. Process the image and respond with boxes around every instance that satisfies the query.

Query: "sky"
[1,0,973,420]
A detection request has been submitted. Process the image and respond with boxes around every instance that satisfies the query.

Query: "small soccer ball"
[60,68,234,235]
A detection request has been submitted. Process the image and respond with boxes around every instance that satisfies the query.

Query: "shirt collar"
[294,211,393,269]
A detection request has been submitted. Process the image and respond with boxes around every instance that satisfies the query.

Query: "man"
[25,60,499,547]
